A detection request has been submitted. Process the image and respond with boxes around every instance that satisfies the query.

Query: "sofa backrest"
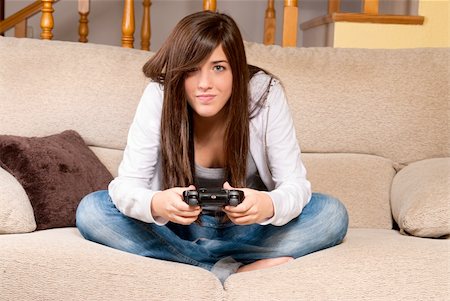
[244,42,450,166]
[1,37,448,164]
[0,37,150,150]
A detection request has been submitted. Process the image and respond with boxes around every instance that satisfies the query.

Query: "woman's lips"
[196,94,215,103]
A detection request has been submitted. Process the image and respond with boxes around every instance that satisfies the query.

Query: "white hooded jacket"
[108,72,311,226]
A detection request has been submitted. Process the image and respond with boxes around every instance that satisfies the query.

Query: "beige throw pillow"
[0,166,36,233]
[391,158,450,238]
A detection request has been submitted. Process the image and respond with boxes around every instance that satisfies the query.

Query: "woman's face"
[184,44,233,121]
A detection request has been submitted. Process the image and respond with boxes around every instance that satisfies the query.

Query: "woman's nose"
[197,69,212,90]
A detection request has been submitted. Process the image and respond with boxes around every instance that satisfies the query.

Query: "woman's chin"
[193,110,223,120]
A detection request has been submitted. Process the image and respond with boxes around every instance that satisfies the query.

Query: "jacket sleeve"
[108,82,168,225]
[260,81,312,226]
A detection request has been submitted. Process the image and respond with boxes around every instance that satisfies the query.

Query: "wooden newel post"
[78,0,90,43]
[363,0,379,15]
[122,0,135,48]
[40,0,54,40]
[282,0,298,47]
[141,0,151,51]
[203,0,216,12]
[328,0,341,15]
[264,0,276,45]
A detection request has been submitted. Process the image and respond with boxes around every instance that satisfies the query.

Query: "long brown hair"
[143,11,251,189]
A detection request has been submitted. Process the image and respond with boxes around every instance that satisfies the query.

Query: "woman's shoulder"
[249,70,274,86]
[135,81,164,117]
[143,80,164,95]
[140,81,164,105]
[249,71,283,107]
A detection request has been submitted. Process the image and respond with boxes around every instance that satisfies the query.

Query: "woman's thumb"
[223,181,233,189]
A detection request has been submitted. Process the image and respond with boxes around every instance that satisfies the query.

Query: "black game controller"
[183,188,244,207]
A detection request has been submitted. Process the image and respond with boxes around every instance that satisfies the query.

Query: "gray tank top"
[194,153,268,215]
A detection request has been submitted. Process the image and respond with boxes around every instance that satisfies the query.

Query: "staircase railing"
[300,0,424,38]
[0,0,90,42]
[203,0,300,47]
[1,0,426,50]
[0,0,4,36]
[0,0,55,38]
[121,0,152,50]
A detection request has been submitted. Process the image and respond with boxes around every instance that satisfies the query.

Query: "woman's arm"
[108,82,167,225]
[223,78,311,226]
[260,81,312,226]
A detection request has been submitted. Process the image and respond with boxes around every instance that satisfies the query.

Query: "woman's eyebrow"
[210,60,228,64]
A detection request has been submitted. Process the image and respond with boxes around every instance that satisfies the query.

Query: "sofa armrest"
[391,158,449,238]
[0,166,36,234]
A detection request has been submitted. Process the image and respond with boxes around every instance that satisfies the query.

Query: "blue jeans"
[76,191,348,283]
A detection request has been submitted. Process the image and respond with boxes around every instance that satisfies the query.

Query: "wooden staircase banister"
[263,0,276,45]
[301,0,424,31]
[121,0,135,48]
[0,0,59,34]
[301,12,424,31]
[0,0,4,36]
[203,0,217,12]
[40,0,55,40]
[282,0,298,47]
[78,0,89,42]
[0,1,42,33]
[0,0,4,25]
[328,0,340,14]
[121,0,152,50]
[363,0,379,15]
[141,0,151,50]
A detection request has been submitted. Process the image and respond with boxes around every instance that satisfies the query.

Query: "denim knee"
[76,190,109,237]
[247,193,349,259]
[315,193,349,245]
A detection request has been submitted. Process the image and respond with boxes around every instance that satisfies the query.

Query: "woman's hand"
[151,185,202,225]
[222,182,274,225]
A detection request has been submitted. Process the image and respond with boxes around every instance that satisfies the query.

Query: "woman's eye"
[187,67,199,74]
[213,65,225,72]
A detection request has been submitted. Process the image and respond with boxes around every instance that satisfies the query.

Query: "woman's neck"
[193,112,227,168]
[193,112,227,143]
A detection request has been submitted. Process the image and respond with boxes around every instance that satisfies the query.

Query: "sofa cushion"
[225,229,450,300]
[0,166,36,233]
[0,228,225,301]
[391,158,450,238]
[302,153,395,229]
[0,130,113,230]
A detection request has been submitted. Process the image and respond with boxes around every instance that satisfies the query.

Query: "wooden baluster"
[264,0,276,45]
[363,0,379,15]
[122,0,135,48]
[282,0,298,47]
[0,0,5,36]
[78,0,89,43]
[40,0,54,40]
[203,0,216,12]
[15,19,27,38]
[328,0,340,15]
[141,0,151,51]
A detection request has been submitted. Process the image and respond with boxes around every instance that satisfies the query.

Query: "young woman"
[76,11,349,283]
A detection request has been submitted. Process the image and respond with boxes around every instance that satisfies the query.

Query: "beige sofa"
[0,36,449,300]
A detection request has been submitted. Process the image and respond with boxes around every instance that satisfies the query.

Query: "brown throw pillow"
[0,130,113,230]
